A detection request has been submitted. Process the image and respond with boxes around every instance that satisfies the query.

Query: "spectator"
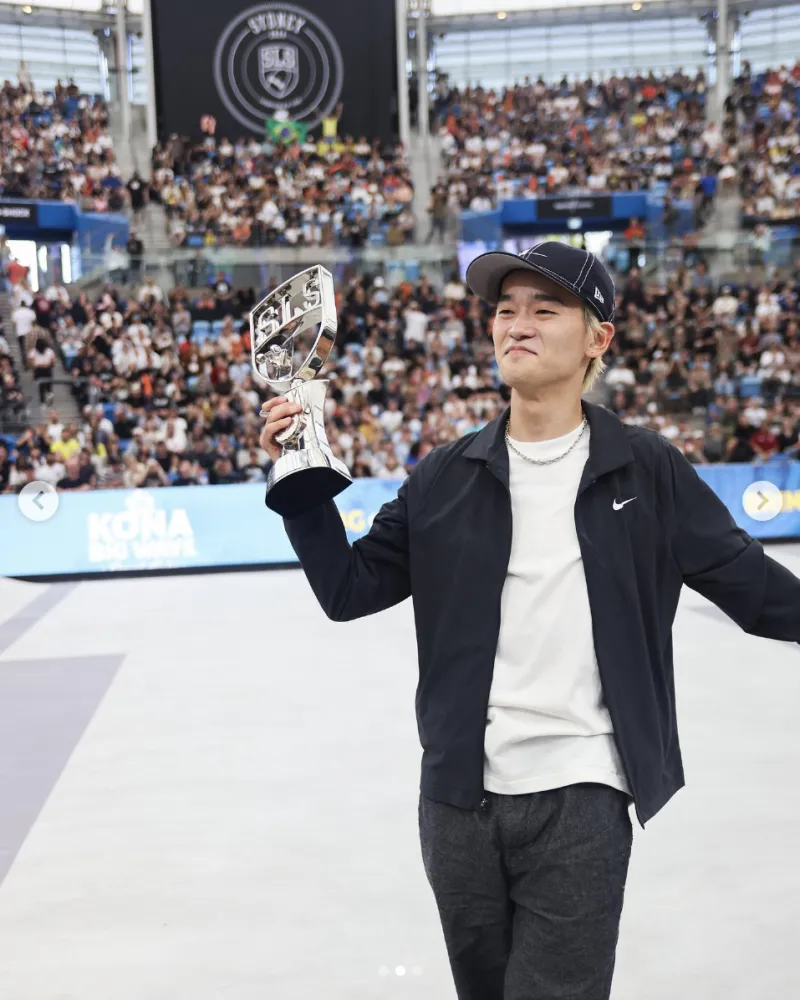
[435,71,714,209]
[702,423,726,463]
[173,458,201,486]
[126,231,145,283]
[127,170,149,219]
[138,456,170,487]
[50,425,81,462]
[750,419,781,460]
[6,241,800,497]
[28,335,56,406]
[0,442,10,490]
[426,185,450,242]
[0,78,123,208]
[33,449,65,487]
[149,129,415,248]
[56,456,90,492]
[12,300,36,363]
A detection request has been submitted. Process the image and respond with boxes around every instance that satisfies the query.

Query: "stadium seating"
[2,247,800,495]
[149,131,417,248]
[3,62,800,495]
[433,71,715,209]
[0,78,125,210]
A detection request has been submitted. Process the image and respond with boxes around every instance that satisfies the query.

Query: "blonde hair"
[582,306,608,394]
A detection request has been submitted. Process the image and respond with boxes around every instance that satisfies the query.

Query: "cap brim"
[466,251,587,312]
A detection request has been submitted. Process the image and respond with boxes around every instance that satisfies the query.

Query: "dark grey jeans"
[418,783,633,1000]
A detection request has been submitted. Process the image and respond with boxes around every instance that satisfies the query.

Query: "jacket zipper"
[575,483,641,826]
[479,463,514,808]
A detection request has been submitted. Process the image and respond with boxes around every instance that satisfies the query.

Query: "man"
[173,458,200,487]
[0,442,10,493]
[127,170,148,218]
[50,425,81,463]
[126,231,144,283]
[56,456,91,492]
[259,243,800,1000]
[12,300,36,365]
[137,275,163,306]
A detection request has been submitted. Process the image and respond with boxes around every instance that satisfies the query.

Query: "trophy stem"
[277,380,332,452]
[265,379,352,517]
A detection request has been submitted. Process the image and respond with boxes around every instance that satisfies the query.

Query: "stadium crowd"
[729,61,800,224]
[149,129,417,249]
[3,58,797,238]
[2,57,800,494]
[0,320,27,430]
[3,250,800,496]
[0,74,128,211]
[432,69,719,213]
[0,65,419,240]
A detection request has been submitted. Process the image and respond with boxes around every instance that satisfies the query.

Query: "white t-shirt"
[13,305,36,339]
[34,459,64,487]
[483,420,631,798]
[30,347,55,369]
[404,309,428,345]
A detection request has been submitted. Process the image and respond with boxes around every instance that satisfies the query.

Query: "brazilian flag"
[266,119,309,144]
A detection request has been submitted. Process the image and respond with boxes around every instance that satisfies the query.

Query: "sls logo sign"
[87,492,197,568]
[212,2,344,132]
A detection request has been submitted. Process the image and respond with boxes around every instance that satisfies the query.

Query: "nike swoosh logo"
[612,497,637,511]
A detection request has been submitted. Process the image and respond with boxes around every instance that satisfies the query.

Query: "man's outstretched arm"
[665,440,800,642]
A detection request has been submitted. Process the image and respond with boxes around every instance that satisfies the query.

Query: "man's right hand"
[259,396,303,463]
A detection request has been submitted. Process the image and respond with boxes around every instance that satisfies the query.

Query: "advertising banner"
[1,467,799,579]
[150,0,396,142]
[693,461,800,539]
[535,196,614,220]
[0,478,401,578]
[0,201,38,225]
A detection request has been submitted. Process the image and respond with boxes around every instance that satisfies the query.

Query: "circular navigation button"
[18,480,59,522]
[742,480,782,522]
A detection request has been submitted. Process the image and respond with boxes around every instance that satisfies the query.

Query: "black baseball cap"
[466,242,616,323]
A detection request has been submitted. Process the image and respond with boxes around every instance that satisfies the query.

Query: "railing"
[0,404,30,434]
[64,229,800,297]
[69,243,465,293]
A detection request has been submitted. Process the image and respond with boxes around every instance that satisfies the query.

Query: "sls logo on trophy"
[212,2,344,133]
[252,266,352,517]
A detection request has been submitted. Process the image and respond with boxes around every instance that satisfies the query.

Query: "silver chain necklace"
[505,416,588,466]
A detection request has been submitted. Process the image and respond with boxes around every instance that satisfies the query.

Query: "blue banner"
[0,198,127,249]
[694,461,800,539]
[459,192,694,242]
[0,466,798,578]
[0,478,402,578]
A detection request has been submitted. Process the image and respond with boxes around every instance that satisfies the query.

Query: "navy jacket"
[281,401,800,827]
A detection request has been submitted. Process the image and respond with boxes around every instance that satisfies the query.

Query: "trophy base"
[266,446,352,518]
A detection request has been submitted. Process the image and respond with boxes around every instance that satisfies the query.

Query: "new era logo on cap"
[465,240,616,323]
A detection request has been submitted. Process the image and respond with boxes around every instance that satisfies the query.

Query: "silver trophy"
[251,265,352,516]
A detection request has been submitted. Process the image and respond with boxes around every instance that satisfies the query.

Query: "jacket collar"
[463,400,634,492]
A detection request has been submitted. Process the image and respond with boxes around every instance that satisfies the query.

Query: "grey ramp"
[0,654,124,887]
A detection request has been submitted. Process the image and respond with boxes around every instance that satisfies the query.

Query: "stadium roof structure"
[0,1,141,29]
[0,0,141,11]
[426,0,800,30]
[0,0,797,31]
